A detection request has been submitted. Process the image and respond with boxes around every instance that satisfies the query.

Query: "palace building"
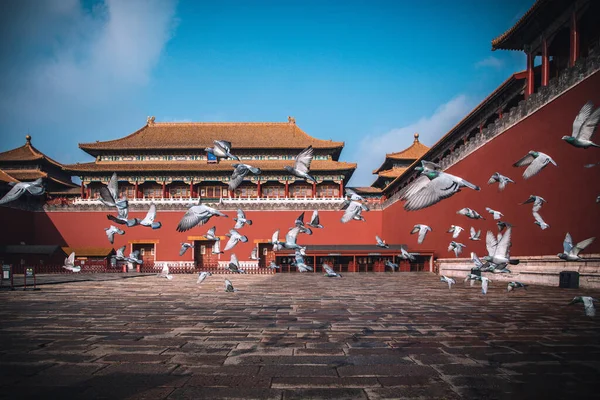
[0,0,598,282]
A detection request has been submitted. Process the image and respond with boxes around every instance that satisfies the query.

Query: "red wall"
[34,209,383,262]
[383,72,600,258]
[0,207,35,245]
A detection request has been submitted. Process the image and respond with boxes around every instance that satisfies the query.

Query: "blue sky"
[0,0,531,186]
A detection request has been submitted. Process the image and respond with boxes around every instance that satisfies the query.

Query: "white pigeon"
[487,172,515,191]
[224,279,237,292]
[307,210,323,229]
[457,208,485,220]
[399,248,418,261]
[228,163,261,191]
[558,233,595,261]
[485,207,503,220]
[197,271,212,284]
[179,243,193,256]
[270,229,285,251]
[562,101,600,148]
[284,226,308,251]
[176,203,228,232]
[448,241,466,257]
[250,247,260,261]
[104,225,125,244]
[341,200,368,223]
[375,235,389,248]
[532,210,550,230]
[469,227,481,241]
[98,173,127,209]
[345,188,365,202]
[157,265,173,280]
[410,224,432,244]
[284,146,317,183]
[447,225,464,239]
[212,238,224,254]
[323,264,342,278]
[115,246,126,261]
[62,252,81,272]
[293,250,313,272]
[136,203,162,229]
[204,226,217,240]
[484,228,519,266]
[480,276,491,295]
[521,195,546,212]
[205,140,240,161]
[233,209,252,229]
[224,229,248,251]
[440,275,456,289]
[471,252,486,270]
[227,254,246,273]
[464,273,479,287]
[513,151,557,179]
[402,170,480,211]
[0,178,45,205]
[568,296,598,317]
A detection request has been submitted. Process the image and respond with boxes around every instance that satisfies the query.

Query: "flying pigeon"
[284,146,317,183]
[585,162,600,168]
[115,246,126,261]
[179,243,193,256]
[293,250,313,272]
[157,265,173,280]
[402,170,480,211]
[204,226,217,240]
[345,188,365,202]
[513,151,557,179]
[558,233,595,261]
[250,247,260,261]
[270,229,285,251]
[307,210,323,229]
[440,275,456,289]
[212,238,224,254]
[295,212,306,227]
[568,296,598,317]
[497,221,512,232]
[464,273,479,287]
[62,252,80,272]
[485,207,504,220]
[228,163,261,191]
[268,261,281,269]
[507,281,528,292]
[107,202,134,226]
[457,208,485,220]
[135,203,162,229]
[224,279,237,292]
[341,200,368,223]
[384,260,398,271]
[469,227,481,241]
[205,140,240,161]
[521,195,546,212]
[0,178,45,205]
[447,225,464,239]
[562,101,600,148]
[410,224,432,244]
[227,254,246,273]
[487,172,515,191]
[471,252,486,270]
[397,161,442,202]
[480,276,491,295]
[375,235,389,248]
[448,241,466,257]
[484,228,519,266]
[126,250,143,265]
[533,210,550,230]
[197,271,212,284]
[323,264,342,278]
[399,247,418,261]
[224,229,248,251]
[176,203,228,232]
[233,209,252,229]
[105,225,125,244]
[97,173,127,209]
[284,226,309,251]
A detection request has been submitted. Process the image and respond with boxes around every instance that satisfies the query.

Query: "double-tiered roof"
[370,133,429,189]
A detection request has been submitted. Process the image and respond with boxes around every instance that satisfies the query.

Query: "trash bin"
[471,268,482,277]
[559,271,579,289]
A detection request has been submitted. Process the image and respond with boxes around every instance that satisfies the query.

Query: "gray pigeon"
[0,177,45,205]
[448,241,466,257]
[440,275,456,289]
[270,229,285,251]
[402,170,480,211]
[126,250,143,265]
[558,233,595,261]
[227,254,246,273]
[341,200,368,223]
[224,279,237,292]
[135,203,162,229]
[284,146,317,183]
[562,101,600,148]
[268,261,281,269]
[295,212,306,227]
[533,210,550,230]
[180,242,193,256]
[107,201,134,226]
[447,225,464,239]
[224,229,248,251]
[397,161,442,202]
[485,207,503,220]
[513,151,557,179]
[98,173,127,209]
[480,276,491,295]
[105,225,125,244]
[323,264,342,278]
[197,271,212,284]
[293,250,313,272]
[410,224,431,244]
[212,238,224,254]
[205,140,240,161]
[497,221,512,232]
[399,247,418,261]
[233,208,252,229]
[469,227,481,241]
[375,235,389,248]
[115,246,126,261]
[521,195,546,212]
[384,260,398,271]
[487,172,515,191]
[176,203,228,232]
[250,247,260,261]
[228,163,261,191]
[568,296,598,317]
[507,281,528,292]
[307,210,323,229]
[284,226,308,251]
[457,208,485,220]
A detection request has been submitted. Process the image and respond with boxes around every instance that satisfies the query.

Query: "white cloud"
[348,95,474,187]
[475,56,504,69]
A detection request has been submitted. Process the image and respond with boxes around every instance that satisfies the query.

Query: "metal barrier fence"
[10,262,122,274]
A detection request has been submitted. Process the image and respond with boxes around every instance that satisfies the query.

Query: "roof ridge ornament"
[147,116,156,125]
[414,133,420,143]
[288,116,296,124]
[26,134,31,144]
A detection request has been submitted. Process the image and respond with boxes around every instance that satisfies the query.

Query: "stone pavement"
[0,272,599,400]
[3,272,154,288]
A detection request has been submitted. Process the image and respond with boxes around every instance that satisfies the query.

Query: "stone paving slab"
[0,272,599,399]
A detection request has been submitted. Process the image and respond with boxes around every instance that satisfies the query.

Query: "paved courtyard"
[1,272,599,400]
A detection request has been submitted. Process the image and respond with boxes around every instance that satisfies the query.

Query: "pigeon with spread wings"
[284,146,317,183]
[0,178,45,205]
[205,140,240,161]
[176,203,228,232]
[562,101,600,148]
[229,163,261,191]
[513,151,557,179]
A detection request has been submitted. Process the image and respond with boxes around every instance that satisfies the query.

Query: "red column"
[338,180,343,198]
[256,180,261,198]
[312,182,316,198]
[525,52,534,99]
[189,181,194,199]
[80,181,85,198]
[541,38,549,87]
[162,182,166,198]
[134,182,138,199]
[284,181,289,198]
[570,11,579,67]
[86,187,91,199]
